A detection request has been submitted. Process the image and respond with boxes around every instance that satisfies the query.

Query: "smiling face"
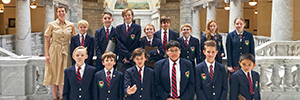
[101,14,114,28]
[161,21,170,30]
[181,26,192,38]
[239,59,256,73]
[209,22,218,34]
[102,57,116,70]
[203,46,218,62]
[56,8,66,21]
[78,24,89,35]
[234,19,246,33]
[123,11,133,24]
[133,54,147,68]
[144,25,155,38]
[167,47,181,62]
[73,49,88,66]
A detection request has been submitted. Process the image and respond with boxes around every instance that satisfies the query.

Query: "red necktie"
[106,28,109,40]
[77,67,81,84]
[126,25,130,36]
[163,31,167,51]
[80,35,85,46]
[171,63,178,98]
[248,72,254,95]
[107,71,111,87]
[148,41,151,46]
[139,68,142,81]
[185,39,188,46]
[210,65,214,82]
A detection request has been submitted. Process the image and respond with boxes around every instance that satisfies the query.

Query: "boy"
[140,24,164,68]
[124,48,155,100]
[195,40,228,100]
[154,16,177,51]
[93,51,124,100]
[63,46,96,100]
[154,40,195,100]
[177,23,200,66]
[70,20,94,66]
[116,8,141,74]
[230,53,261,100]
[95,12,117,71]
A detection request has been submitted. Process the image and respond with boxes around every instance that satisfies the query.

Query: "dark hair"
[102,12,113,17]
[122,8,134,17]
[166,40,180,50]
[131,48,149,60]
[239,53,255,63]
[101,51,116,62]
[160,16,171,24]
[204,40,217,50]
[56,5,67,13]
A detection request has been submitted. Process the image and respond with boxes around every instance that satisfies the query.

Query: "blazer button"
[140,95,142,97]
[240,53,242,55]
[240,47,242,49]
[79,88,81,91]
[187,51,189,53]
[141,88,143,90]
[213,93,215,95]
[79,95,81,98]
[212,86,214,88]
[107,98,109,100]
[187,56,189,58]
[108,90,110,93]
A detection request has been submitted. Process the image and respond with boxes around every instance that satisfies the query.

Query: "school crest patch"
[185,70,190,79]
[111,37,116,42]
[98,80,104,89]
[245,40,249,46]
[190,46,195,52]
[255,81,258,89]
[201,73,207,81]
[218,42,221,47]
[131,34,135,40]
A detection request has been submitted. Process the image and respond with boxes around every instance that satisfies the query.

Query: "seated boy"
[63,46,96,100]
[70,20,94,66]
[230,53,261,100]
[93,51,124,100]
[124,48,155,100]
[195,40,227,100]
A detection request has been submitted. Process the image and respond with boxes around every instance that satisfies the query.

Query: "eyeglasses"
[181,29,190,32]
[168,49,180,53]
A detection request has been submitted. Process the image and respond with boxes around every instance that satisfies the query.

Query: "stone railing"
[255,41,300,56]
[0,32,44,56]
[219,33,271,48]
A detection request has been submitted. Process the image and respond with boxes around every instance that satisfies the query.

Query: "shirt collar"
[146,37,153,42]
[169,58,180,65]
[183,36,190,41]
[162,28,169,33]
[241,68,251,76]
[105,26,112,31]
[75,63,86,71]
[236,30,243,35]
[55,19,67,25]
[126,22,132,27]
[205,59,215,68]
[80,33,87,37]
[104,68,114,74]
[135,65,144,71]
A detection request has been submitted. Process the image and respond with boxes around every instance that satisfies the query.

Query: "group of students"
[63,8,260,100]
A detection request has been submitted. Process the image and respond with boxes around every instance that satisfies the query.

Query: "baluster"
[259,63,271,91]
[281,64,294,91]
[36,61,49,94]
[270,64,281,91]
[294,64,300,91]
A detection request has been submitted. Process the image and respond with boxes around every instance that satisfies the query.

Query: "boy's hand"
[166,98,174,100]
[157,49,160,54]
[123,58,130,64]
[127,85,137,95]
[221,53,225,57]
[45,55,50,64]
[227,66,235,73]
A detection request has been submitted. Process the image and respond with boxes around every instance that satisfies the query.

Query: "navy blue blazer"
[95,26,117,62]
[195,61,228,100]
[63,64,96,100]
[154,58,195,100]
[70,34,94,66]
[93,69,124,100]
[140,37,164,62]
[177,36,201,66]
[200,34,225,63]
[153,29,178,43]
[116,23,141,62]
[226,30,255,66]
[124,66,155,100]
[230,70,261,100]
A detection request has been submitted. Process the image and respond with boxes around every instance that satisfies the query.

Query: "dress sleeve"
[44,22,53,37]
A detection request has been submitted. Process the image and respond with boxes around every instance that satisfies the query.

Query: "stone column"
[192,6,202,39]
[15,0,32,56]
[180,0,192,37]
[271,0,293,41]
[229,0,244,32]
[44,0,55,30]
[206,2,216,24]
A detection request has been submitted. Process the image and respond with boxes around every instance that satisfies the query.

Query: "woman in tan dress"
[44,6,76,100]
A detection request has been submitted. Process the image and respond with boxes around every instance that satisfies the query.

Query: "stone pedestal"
[192,6,202,39]
[229,0,243,32]
[15,0,32,56]
[271,0,293,41]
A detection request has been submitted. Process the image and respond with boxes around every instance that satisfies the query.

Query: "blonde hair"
[77,20,89,27]
[72,46,87,56]
[205,20,219,40]
[180,23,192,30]
[144,24,156,32]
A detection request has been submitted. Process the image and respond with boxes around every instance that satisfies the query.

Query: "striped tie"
[107,71,111,87]
[139,68,142,81]
[185,39,188,47]
[106,28,109,40]
[80,35,85,46]
[126,25,130,36]
[210,65,214,82]
[77,67,81,84]
[248,72,254,95]
[163,31,167,51]
[171,63,178,98]
[148,41,151,46]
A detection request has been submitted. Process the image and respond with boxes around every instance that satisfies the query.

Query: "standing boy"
[116,8,141,73]
[177,23,200,66]
[154,40,195,100]
[70,20,94,66]
[63,46,96,100]
[195,40,227,100]
[230,53,260,100]
[154,16,177,51]
[95,12,117,71]
[125,48,155,100]
[93,52,124,100]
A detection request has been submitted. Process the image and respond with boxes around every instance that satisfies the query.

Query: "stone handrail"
[255,41,300,56]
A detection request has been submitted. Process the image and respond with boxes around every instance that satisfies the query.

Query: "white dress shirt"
[104,68,114,78]
[161,29,169,44]
[205,59,215,73]
[75,63,86,78]
[136,65,145,83]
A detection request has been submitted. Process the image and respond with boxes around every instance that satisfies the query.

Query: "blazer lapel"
[213,63,220,83]
[239,70,249,87]
[71,66,80,87]
[110,70,118,87]
[163,59,170,90]
[84,35,89,47]
[134,66,142,85]
[202,63,211,82]
[80,65,90,86]
[76,34,80,46]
